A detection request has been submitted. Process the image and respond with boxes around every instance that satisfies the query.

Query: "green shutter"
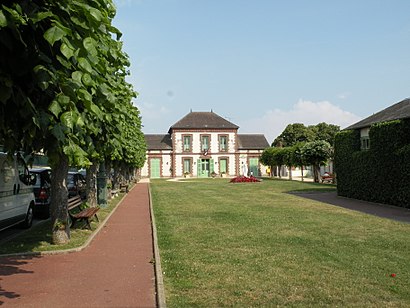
[210,159,214,174]
[197,159,201,176]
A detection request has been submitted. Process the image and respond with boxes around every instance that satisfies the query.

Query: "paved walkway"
[293,191,410,223]
[0,183,156,307]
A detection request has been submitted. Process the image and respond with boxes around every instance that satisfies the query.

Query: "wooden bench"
[120,182,129,193]
[321,174,333,183]
[68,195,99,230]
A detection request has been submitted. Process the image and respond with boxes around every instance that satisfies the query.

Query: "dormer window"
[360,128,370,150]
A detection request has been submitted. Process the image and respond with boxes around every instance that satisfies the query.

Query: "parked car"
[0,152,36,231]
[67,171,86,199]
[29,167,52,219]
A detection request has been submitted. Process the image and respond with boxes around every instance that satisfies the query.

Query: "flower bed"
[230,176,261,183]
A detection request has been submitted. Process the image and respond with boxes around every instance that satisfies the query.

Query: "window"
[360,128,370,150]
[183,158,191,174]
[183,135,191,152]
[219,136,227,152]
[201,135,209,152]
[361,137,370,150]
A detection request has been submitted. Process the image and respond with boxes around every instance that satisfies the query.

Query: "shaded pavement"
[293,191,410,223]
[0,183,156,307]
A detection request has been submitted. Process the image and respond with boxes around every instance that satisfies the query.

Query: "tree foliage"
[0,1,146,244]
[272,122,340,147]
[301,140,332,182]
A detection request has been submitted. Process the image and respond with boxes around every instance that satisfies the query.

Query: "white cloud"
[239,100,362,144]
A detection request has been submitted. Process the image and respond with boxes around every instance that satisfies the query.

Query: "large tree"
[309,122,340,146]
[0,1,143,244]
[272,123,314,147]
[301,140,332,182]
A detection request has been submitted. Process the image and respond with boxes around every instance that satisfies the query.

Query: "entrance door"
[150,158,161,178]
[219,159,227,174]
[198,159,212,177]
[249,158,259,176]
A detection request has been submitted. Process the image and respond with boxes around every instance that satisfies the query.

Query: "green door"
[198,159,210,177]
[249,158,259,176]
[150,158,161,178]
[219,159,227,174]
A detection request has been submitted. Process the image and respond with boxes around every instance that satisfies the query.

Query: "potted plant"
[211,171,217,178]
[184,172,190,178]
[220,171,227,178]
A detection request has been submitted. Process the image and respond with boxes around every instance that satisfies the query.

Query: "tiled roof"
[345,98,410,130]
[237,134,269,149]
[144,134,172,150]
[170,111,239,131]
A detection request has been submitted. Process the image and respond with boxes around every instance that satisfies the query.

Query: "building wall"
[143,129,268,178]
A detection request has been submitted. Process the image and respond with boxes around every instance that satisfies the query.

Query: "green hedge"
[334,119,410,208]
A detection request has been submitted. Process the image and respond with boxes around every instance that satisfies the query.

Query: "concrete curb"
[149,185,167,308]
[0,188,130,258]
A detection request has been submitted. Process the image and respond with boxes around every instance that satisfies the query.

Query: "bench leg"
[85,218,92,230]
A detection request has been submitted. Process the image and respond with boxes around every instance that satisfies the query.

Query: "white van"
[0,152,36,231]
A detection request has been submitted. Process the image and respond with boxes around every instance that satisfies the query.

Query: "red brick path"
[0,183,156,307]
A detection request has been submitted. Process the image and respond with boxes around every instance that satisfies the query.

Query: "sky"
[113,0,410,143]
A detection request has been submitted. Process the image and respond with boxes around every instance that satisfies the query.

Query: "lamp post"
[97,161,107,208]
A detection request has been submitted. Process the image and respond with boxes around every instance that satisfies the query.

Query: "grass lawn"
[0,191,127,255]
[151,178,410,307]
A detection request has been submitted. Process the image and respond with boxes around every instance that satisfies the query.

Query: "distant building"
[141,111,269,178]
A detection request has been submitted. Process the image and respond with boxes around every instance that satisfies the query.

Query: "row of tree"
[261,123,339,182]
[0,1,146,243]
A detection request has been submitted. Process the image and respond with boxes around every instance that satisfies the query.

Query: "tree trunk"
[301,165,304,182]
[313,164,320,183]
[86,162,98,207]
[288,166,292,180]
[50,154,70,245]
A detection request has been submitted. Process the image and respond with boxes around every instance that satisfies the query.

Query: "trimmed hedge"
[334,119,410,208]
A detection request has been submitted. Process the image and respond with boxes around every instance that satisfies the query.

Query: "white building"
[141,111,270,178]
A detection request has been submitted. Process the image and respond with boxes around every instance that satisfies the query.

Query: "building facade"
[141,111,270,178]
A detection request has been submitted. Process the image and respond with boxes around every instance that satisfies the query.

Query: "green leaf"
[78,89,92,102]
[72,71,83,84]
[60,111,75,130]
[83,37,97,57]
[44,25,67,46]
[70,16,89,30]
[76,114,85,127]
[90,104,103,120]
[78,57,92,73]
[81,73,94,87]
[49,100,62,118]
[51,124,66,142]
[0,10,7,27]
[57,94,70,106]
[89,8,102,22]
[60,43,74,59]
[31,11,53,23]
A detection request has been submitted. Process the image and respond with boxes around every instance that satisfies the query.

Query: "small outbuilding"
[334,99,410,208]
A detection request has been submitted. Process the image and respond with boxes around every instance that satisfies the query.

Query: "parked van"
[0,152,36,231]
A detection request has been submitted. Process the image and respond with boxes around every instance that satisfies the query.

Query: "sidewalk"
[0,183,156,307]
[293,191,410,223]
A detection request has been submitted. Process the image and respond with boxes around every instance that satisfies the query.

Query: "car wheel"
[22,204,34,228]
